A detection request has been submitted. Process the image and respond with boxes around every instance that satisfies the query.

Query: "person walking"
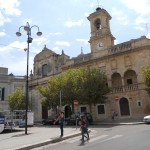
[54,111,65,137]
[80,115,89,143]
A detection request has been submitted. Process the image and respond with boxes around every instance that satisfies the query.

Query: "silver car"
[143,115,150,124]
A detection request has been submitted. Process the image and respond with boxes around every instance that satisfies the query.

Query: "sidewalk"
[94,117,144,125]
[0,126,81,150]
[0,120,144,150]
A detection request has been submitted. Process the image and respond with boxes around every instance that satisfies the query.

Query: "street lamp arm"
[16,25,26,36]
[18,25,26,32]
[30,25,42,36]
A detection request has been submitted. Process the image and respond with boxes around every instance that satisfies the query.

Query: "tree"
[142,66,150,95]
[60,68,85,106]
[7,88,25,111]
[38,68,84,109]
[78,68,110,111]
[37,76,63,109]
[38,68,110,113]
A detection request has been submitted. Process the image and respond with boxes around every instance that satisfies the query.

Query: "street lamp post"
[16,22,42,134]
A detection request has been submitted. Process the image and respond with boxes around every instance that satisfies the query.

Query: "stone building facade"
[29,7,150,122]
[0,67,26,112]
[29,47,70,121]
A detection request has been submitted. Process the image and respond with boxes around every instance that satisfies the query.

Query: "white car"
[143,115,150,124]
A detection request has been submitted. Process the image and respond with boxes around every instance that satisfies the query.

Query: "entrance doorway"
[119,97,130,116]
[42,105,48,119]
[64,105,71,118]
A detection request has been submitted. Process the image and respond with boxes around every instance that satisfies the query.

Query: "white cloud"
[114,40,118,45]
[55,41,70,46]
[84,12,90,17]
[52,47,61,54]
[121,0,150,15]
[111,8,129,26]
[48,32,62,36]
[54,32,62,35]
[9,41,26,51]
[0,0,21,16]
[0,41,26,53]
[64,19,83,27]
[33,37,48,45]
[0,0,21,26]
[0,31,6,36]
[146,33,150,39]
[135,16,150,25]
[134,26,145,31]
[0,13,11,26]
[76,38,88,45]
[29,47,42,54]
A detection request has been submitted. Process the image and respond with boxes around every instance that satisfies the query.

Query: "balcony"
[111,84,139,93]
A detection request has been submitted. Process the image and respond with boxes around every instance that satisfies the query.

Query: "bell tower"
[87,7,115,53]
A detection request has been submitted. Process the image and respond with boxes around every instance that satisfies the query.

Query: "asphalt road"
[32,124,150,150]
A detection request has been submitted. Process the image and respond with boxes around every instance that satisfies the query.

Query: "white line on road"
[99,134,123,143]
[89,134,109,142]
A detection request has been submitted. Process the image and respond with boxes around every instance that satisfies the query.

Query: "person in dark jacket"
[54,112,64,137]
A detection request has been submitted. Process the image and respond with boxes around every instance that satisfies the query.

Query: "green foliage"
[142,66,150,97]
[7,88,25,111]
[38,68,110,110]
[142,66,150,88]
[78,68,110,106]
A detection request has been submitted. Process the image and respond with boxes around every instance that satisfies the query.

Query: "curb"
[93,122,144,125]
[15,132,81,150]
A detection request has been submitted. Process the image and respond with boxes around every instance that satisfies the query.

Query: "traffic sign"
[73,100,78,106]
[115,96,119,101]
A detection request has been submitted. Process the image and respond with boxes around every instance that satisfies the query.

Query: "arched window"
[42,64,48,77]
[124,70,137,85]
[94,19,101,30]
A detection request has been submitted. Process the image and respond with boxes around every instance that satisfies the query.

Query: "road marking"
[99,135,123,143]
[67,134,123,144]
[89,134,109,142]
[32,134,123,149]
[66,134,94,143]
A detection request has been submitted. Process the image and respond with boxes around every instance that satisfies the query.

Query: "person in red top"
[80,115,89,143]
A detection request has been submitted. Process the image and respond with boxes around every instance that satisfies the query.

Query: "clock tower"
[87,7,115,53]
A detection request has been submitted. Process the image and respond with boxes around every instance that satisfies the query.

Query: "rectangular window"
[127,79,132,85]
[97,105,105,114]
[80,107,87,113]
[137,101,142,107]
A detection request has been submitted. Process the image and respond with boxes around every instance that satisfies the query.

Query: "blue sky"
[0,0,150,75]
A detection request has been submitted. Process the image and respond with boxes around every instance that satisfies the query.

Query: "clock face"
[96,42,103,50]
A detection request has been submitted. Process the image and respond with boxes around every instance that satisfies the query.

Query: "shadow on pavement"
[1,128,24,134]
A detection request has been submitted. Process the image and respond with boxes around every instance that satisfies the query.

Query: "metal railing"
[111,83,139,93]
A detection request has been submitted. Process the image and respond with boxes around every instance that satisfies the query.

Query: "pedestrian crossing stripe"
[99,135,123,143]
[66,134,123,144]
[89,134,108,142]
[32,134,124,150]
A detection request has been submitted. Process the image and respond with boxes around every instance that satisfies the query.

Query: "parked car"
[65,113,79,125]
[143,115,150,124]
[65,112,93,125]
[42,114,59,125]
